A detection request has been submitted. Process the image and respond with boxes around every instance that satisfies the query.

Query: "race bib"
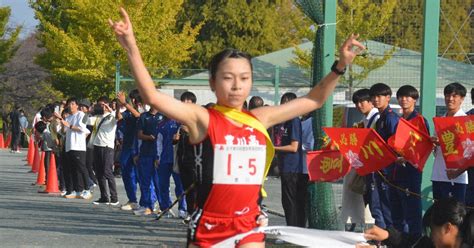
[213,144,266,185]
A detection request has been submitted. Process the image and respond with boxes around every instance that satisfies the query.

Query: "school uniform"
[119,110,140,204]
[367,106,399,229]
[390,110,428,236]
[137,111,164,210]
[156,118,186,213]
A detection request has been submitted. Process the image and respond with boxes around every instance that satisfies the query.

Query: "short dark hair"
[180,91,197,103]
[471,88,474,104]
[66,97,79,105]
[40,107,53,120]
[209,49,252,80]
[369,83,392,97]
[129,89,140,100]
[396,85,419,100]
[280,92,297,105]
[249,96,264,110]
[352,89,371,104]
[444,82,466,97]
[34,121,47,134]
[97,96,109,104]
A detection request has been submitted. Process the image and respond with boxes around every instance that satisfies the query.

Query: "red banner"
[389,118,433,172]
[433,116,474,169]
[323,128,398,176]
[306,150,350,182]
[409,115,429,136]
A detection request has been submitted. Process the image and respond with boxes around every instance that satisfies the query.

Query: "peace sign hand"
[338,34,366,67]
[108,8,136,53]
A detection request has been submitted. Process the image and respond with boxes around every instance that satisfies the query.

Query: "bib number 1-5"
[213,144,266,185]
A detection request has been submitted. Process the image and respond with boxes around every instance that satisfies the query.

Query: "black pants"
[44,151,51,183]
[86,147,98,185]
[94,146,117,201]
[66,150,89,192]
[281,173,309,227]
[178,162,196,215]
[20,132,27,148]
[55,151,65,191]
[10,131,20,150]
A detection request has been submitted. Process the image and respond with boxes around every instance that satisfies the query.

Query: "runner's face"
[355,100,373,115]
[444,93,464,112]
[211,58,252,110]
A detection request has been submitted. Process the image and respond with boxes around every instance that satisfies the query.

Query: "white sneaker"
[121,201,139,211]
[80,190,92,200]
[164,209,176,218]
[178,210,187,219]
[133,207,153,216]
[60,191,67,197]
[64,191,77,199]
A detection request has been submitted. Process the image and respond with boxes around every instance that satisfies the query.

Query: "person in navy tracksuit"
[368,83,399,229]
[116,90,143,211]
[134,107,164,215]
[157,117,187,218]
[390,85,429,238]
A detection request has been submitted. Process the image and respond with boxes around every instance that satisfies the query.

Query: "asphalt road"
[0,149,297,247]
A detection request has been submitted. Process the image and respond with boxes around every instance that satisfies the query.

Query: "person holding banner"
[390,85,429,237]
[341,88,379,231]
[432,82,468,203]
[109,7,364,248]
[466,88,474,207]
[366,83,400,230]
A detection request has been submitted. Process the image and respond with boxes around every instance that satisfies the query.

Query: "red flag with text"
[306,150,350,182]
[433,116,474,169]
[323,128,398,176]
[389,118,433,172]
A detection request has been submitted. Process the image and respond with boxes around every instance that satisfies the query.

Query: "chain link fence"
[116,1,473,230]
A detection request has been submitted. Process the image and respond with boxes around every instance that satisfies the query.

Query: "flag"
[323,127,398,176]
[409,115,429,136]
[433,116,474,169]
[306,150,350,182]
[389,118,433,171]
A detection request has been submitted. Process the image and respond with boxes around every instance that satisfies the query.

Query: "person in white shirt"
[90,96,119,205]
[59,97,92,200]
[431,82,468,203]
[341,89,378,232]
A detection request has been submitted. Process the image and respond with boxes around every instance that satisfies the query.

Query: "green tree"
[178,0,312,69]
[30,0,200,99]
[0,6,21,71]
[292,0,397,98]
[385,0,472,63]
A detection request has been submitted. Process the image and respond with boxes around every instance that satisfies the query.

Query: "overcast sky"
[0,0,38,39]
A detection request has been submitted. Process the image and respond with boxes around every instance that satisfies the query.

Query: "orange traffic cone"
[0,133,4,148]
[40,153,60,194]
[35,152,46,185]
[5,133,11,148]
[27,136,34,166]
[31,144,40,173]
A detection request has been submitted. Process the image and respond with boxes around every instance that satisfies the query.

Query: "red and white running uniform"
[188,108,267,247]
